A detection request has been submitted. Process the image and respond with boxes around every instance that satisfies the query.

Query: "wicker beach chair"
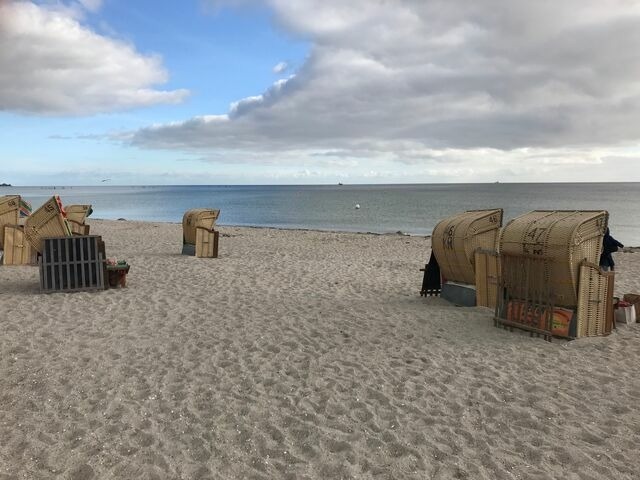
[65,204,93,235]
[494,210,610,340]
[431,209,503,285]
[182,209,220,258]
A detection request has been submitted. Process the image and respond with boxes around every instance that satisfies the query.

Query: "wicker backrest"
[499,210,608,308]
[0,195,20,250]
[432,209,502,285]
[65,204,92,224]
[24,196,72,253]
[182,209,220,245]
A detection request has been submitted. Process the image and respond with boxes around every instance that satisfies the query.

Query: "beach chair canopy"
[498,210,608,308]
[431,209,503,285]
[65,204,93,224]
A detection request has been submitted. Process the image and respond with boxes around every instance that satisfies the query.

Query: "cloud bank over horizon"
[125,0,640,179]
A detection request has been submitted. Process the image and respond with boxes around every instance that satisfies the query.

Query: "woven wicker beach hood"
[65,204,93,224]
[498,210,608,308]
[431,209,503,285]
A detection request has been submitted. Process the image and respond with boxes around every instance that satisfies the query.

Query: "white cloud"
[130,0,640,180]
[272,61,288,74]
[0,1,188,115]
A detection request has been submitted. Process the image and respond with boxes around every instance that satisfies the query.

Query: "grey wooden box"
[39,236,106,292]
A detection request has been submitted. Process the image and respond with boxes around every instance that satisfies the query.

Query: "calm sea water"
[4,183,640,245]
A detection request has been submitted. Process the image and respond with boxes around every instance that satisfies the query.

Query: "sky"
[1,0,640,185]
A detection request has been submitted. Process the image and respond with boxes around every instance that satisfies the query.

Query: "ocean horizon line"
[4,181,640,188]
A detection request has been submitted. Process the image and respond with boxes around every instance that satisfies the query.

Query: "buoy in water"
[355,204,360,209]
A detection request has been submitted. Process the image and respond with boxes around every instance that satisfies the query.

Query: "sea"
[3,183,640,245]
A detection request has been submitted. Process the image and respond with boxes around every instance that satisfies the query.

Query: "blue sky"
[1,0,640,185]
[86,1,307,117]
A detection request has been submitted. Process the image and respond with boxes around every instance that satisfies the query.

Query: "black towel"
[420,251,441,296]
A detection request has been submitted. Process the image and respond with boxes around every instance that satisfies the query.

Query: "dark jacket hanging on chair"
[599,228,624,271]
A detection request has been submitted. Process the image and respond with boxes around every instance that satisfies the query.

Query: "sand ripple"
[1,220,640,478]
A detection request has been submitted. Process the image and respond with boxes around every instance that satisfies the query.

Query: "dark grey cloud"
[128,0,640,178]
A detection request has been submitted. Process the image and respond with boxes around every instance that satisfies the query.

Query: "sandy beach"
[1,219,640,479]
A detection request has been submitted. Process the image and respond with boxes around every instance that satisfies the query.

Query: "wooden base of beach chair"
[441,281,477,307]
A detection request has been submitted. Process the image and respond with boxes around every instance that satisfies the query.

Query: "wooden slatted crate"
[2,224,37,265]
[39,236,106,292]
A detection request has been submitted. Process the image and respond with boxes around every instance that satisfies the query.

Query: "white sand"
[1,219,640,479]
